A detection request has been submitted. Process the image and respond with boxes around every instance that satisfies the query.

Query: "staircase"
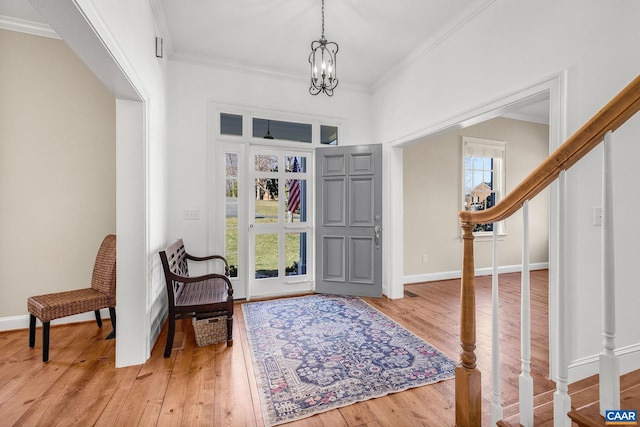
[454,73,640,427]
[496,369,640,426]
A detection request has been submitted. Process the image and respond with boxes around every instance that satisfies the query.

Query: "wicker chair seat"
[28,288,112,323]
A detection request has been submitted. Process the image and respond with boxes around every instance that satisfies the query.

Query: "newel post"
[456,222,482,427]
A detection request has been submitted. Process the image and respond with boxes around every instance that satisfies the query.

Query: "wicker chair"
[27,234,116,362]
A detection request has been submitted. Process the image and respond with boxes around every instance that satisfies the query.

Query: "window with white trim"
[462,137,506,234]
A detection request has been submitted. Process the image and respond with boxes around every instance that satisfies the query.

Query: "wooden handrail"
[459,73,640,226]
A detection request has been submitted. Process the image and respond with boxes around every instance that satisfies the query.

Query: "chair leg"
[29,314,36,348]
[43,321,50,362]
[106,307,116,340]
[226,314,233,346]
[164,316,176,358]
[94,310,103,328]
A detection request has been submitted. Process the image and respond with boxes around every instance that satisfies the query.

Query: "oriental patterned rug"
[242,294,456,426]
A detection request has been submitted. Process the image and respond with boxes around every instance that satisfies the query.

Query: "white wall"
[165,60,373,291]
[78,0,169,366]
[374,0,640,381]
[403,118,549,280]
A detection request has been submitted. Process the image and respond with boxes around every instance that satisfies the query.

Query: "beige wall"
[403,117,549,278]
[0,29,115,317]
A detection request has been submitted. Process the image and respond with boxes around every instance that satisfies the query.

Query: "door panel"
[322,178,346,226]
[349,236,374,284]
[316,144,382,297]
[322,236,345,281]
[350,177,374,226]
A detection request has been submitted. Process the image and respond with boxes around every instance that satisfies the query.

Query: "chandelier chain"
[321,0,325,37]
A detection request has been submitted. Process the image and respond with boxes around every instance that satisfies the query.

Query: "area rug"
[242,294,456,426]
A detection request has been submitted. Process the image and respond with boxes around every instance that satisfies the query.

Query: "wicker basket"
[192,316,227,347]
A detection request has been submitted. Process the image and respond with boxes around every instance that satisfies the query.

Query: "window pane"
[255,179,278,223]
[465,154,495,232]
[226,153,238,177]
[253,118,312,143]
[226,178,238,197]
[220,113,242,136]
[285,156,307,173]
[321,125,338,145]
[255,233,279,279]
[225,152,239,277]
[286,179,306,222]
[255,154,278,172]
[225,224,238,277]
[285,232,307,276]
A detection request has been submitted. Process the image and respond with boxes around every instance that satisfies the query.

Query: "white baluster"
[599,130,620,415]
[520,200,534,426]
[491,207,503,425]
[553,171,572,427]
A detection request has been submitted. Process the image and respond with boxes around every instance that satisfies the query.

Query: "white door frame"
[388,71,567,380]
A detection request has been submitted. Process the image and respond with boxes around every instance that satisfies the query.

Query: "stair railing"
[455,73,640,427]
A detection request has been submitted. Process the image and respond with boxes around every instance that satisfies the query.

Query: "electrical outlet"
[184,209,200,220]
[422,254,428,263]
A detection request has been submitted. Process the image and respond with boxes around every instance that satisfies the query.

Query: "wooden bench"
[159,239,233,357]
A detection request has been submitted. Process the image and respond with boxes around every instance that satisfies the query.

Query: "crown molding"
[169,51,371,95]
[371,0,497,92]
[0,14,59,39]
[501,112,550,126]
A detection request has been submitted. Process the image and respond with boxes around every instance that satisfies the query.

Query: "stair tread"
[498,368,640,427]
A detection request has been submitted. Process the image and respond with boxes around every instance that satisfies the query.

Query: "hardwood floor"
[0,271,553,426]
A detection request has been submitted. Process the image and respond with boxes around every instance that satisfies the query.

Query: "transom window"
[462,136,506,234]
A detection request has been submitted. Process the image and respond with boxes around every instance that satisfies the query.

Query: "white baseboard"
[403,262,549,285]
[0,308,112,332]
[568,342,640,383]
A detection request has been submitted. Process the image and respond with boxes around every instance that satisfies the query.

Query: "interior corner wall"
[373,0,640,381]
[78,0,170,366]
[0,28,115,320]
[403,118,549,278]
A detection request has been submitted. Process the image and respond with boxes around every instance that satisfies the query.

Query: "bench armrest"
[185,252,230,275]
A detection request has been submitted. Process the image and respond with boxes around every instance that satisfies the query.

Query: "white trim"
[0,15,59,39]
[403,262,549,285]
[388,72,564,147]
[568,343,640,383]
[372,0,497,91]
[168,54,370,95]
[501,111,549,125]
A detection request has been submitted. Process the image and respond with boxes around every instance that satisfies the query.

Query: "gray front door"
[315,144,382,297]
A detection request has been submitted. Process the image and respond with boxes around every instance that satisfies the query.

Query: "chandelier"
[309,0,339,96]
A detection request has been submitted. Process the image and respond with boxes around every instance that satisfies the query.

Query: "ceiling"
[2,0,486,90]
[0,0,548,122]
[152,0,484,90]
